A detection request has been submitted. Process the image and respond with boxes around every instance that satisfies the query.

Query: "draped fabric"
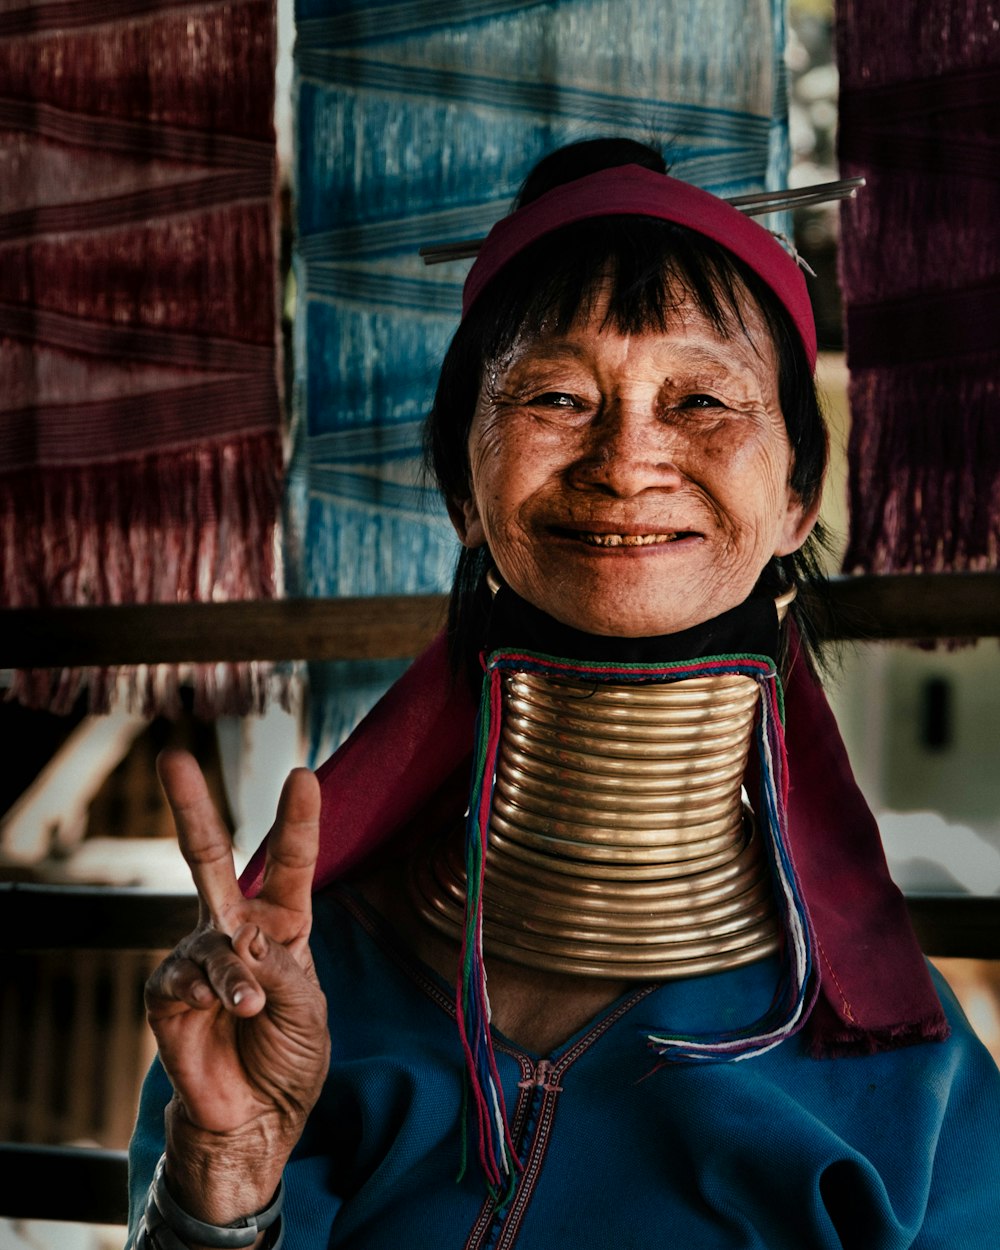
[293,0,792,762]
[836,1,1000,574]
[0,0,284,716]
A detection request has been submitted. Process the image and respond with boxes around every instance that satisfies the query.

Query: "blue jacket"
[129,885,1000,1249]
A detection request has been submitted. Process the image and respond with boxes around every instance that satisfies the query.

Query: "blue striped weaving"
[292,0,791,760]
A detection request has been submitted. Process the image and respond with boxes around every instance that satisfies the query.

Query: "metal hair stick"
[419,177,866,265]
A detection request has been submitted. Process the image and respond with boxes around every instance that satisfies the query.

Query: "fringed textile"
[836,1,1000,573]
[458,649,815,1193]
[0,0,284,716]
[292,0,792,762]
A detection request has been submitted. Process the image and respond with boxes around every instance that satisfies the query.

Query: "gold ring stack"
[412,666,781,980]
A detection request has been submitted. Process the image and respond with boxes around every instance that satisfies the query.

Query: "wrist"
[140,1153,283,1250]
[164,1099,297,1226]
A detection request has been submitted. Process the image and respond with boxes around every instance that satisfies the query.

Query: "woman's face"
[452,291,819,638]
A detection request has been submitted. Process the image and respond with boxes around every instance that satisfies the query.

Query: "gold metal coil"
[474,874,773,936]
[494,774,743,826]
[489,806,743,860]
[480,915,780,965]
[505,740,745,790]
[410,663,779,979]
[500,743,746,790]
[513,671,760,706]
[485,823,746,879]
[414,854,777,951]
[504,712,755,749]
[495,757,746,811]
[464,828,767,904]
[477,931,781,981]
[503,692,760,737]
[499,725,755,773]
[479,861,773,927]
[480,900,775,945]
[430,827,768,914]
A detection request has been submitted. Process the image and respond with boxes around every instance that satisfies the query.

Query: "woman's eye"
[677,393,725,410]
[529,392,579,409]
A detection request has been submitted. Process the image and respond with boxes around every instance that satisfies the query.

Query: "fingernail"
[249,927,267,960]
[233,987,247,1006]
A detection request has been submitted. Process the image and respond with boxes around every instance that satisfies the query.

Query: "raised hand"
[144,750,330,1221]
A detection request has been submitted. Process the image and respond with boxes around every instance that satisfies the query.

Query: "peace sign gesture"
[144,750,330,1222]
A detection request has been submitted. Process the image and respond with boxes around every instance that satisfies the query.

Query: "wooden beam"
[807,572,1000,643]
[0,1143,129,1223]
[905,895,1000,961]
[2,882,997,960]
[1,574,998,668]
[0,883,198,951]
[0,593,448,667]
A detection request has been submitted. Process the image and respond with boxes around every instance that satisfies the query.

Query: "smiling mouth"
[565,530,699,547]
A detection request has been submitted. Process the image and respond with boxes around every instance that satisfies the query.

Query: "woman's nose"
[566,405,685,497]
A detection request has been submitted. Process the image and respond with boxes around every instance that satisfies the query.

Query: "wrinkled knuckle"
[180,924,229,960]
[145,953,190,1006]
[204,949,252,999]
[143,967,167,1007]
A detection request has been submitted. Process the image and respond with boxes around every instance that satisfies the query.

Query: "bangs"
[470,216,776,367]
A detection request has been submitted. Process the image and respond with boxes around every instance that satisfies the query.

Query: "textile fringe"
[1,430,284,717]
[842,353,1000,573]
[9,660,288,721]
[805,994,952,1059]
[458,649,815,1197]
[836,2,1000,575]
[1,0,284,715]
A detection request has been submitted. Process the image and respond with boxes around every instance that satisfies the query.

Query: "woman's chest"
[300,892,949,1250]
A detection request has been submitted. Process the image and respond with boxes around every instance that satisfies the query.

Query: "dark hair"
[425,138,831,673]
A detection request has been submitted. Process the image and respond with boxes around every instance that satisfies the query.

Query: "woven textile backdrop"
[293,0,792,761]
[837,0,1000,574]
[0,0,283,716]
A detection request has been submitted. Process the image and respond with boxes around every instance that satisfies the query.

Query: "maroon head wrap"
[461,164,818,369]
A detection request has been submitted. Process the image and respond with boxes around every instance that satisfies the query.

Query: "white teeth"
[578,532,677,547]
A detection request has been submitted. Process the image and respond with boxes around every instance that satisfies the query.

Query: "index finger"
[157,748,243,928]
[258,767,321,922]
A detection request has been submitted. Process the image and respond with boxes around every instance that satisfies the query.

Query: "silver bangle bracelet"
[143,1153,284,1250]
[139,1212,283,1250]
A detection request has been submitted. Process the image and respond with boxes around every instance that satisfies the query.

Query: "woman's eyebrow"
[504,339,592,367]
[652,343,767,384]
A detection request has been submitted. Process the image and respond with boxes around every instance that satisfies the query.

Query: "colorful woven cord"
[457,663,519,1199]
[457,649,816,1190]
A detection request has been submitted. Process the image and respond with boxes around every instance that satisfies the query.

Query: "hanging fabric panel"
[836,1,1000,574]
[0,0,284,716]
[292,0,792,762]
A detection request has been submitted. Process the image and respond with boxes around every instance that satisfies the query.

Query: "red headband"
[462,164,818,369]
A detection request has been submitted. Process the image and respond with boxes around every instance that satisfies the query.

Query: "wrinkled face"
[451,291,819,637]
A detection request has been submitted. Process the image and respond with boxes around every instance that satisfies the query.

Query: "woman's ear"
[447,494,487,549]
[773,488,822,558]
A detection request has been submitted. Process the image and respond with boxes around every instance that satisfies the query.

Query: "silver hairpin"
[419,177,865,265]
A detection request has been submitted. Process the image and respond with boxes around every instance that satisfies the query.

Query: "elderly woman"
[128,139,1000,1249]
